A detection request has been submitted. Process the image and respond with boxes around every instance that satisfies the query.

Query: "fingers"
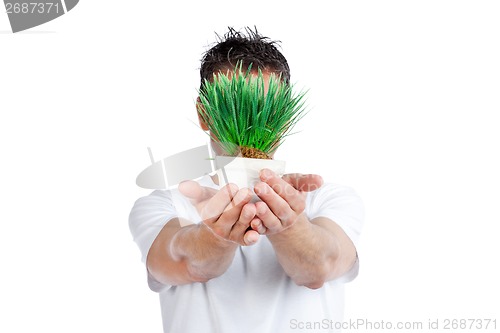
[254,183,293,220]
[232,206,261,245]
[227,199,255,242]
[282,173,324,192]
[201,183,239,223]
[254,200,284,233]
[243,229,260,246]
[184,169,320,242]
[206,188,262,246]
[224,200,261,246]
[179,180,218,203]
[253,169,313,233]
[183,182,260,246]
[258,169,306,214]
[250,217,267,234]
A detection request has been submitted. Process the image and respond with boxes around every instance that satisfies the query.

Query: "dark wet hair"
[200,27,290,89]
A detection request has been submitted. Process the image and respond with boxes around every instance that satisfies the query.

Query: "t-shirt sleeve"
[129,190,178,291]
[306,183,365,282]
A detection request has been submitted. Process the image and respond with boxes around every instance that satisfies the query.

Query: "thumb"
[179,181,217,202]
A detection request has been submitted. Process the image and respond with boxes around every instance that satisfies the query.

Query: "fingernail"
[255,183,268,195]
[260,168,273,180]
[234,188,249,203]
[256,203,266,215]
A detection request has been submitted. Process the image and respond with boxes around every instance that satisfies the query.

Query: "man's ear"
[196,96,209,131]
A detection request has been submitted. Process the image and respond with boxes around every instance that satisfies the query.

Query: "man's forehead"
[211,67,280,80]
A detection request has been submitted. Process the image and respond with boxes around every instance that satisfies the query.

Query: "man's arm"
[147,184,259,286]
[145,173,326,287]
[147,219,236,286]
[267,215,356,289]
[252,169,358,289]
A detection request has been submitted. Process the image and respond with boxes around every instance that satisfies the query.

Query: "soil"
[240,146,271,159]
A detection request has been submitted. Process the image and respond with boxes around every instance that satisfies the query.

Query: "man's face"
[197,68,279,157]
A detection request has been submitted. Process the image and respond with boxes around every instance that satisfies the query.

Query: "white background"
[1,1,499,332]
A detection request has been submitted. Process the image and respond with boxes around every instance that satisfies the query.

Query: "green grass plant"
[198,63,308,158]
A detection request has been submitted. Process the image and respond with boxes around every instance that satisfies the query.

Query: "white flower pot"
[215,156,286,198]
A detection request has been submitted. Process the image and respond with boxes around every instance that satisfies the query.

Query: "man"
[129,27,364,333]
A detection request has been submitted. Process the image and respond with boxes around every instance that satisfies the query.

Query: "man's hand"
[251,169,323,234]
[249,169,357,288]
[179,181,260,246]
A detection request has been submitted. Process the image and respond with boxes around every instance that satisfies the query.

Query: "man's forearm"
[267,214,355,289]
[170,223,238,282]
[148,219,238,285]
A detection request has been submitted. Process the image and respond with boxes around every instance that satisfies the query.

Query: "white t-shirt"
[129,175,364,333]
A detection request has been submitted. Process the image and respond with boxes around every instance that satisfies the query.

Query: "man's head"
[198,27,295,158]
[200,27,290,90]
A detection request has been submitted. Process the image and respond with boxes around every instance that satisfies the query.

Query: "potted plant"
[197,62,308,190]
